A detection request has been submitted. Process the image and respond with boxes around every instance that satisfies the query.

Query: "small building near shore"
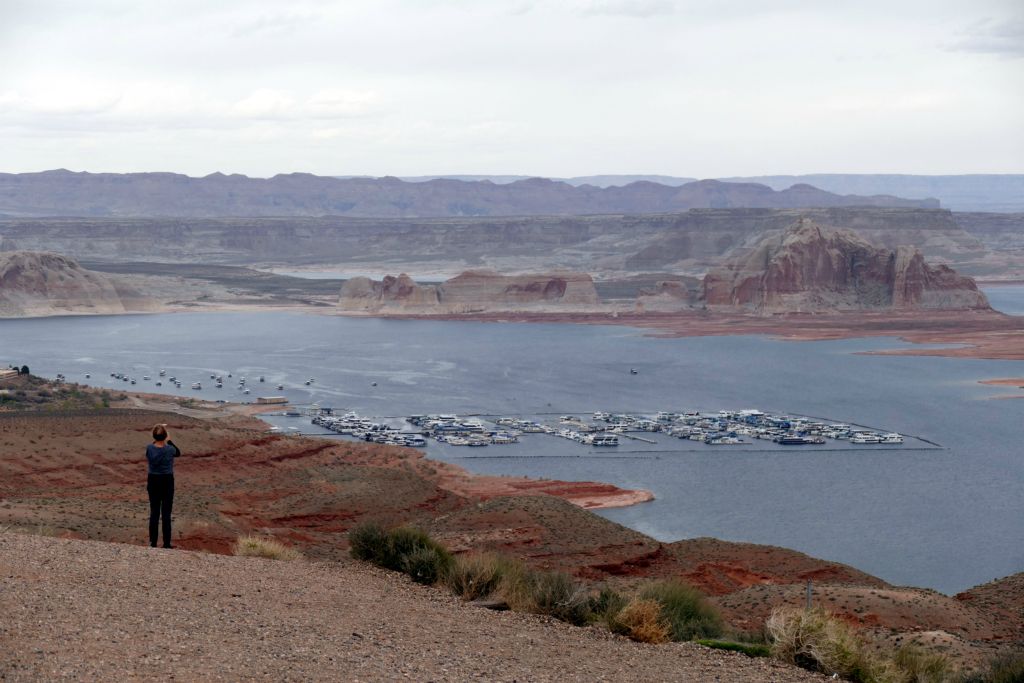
[0,368,19,381]
[256,396,288,405]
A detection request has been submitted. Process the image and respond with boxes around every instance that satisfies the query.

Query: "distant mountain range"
[0,170,938,218]
[396,174,1024,212]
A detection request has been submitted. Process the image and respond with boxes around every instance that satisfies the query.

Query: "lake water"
[982,285,1024,316]
[2,307,1022,595]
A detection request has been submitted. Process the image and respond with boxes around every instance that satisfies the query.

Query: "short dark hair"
[152,424,168,441]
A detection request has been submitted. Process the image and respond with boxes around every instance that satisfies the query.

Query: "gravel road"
[0,532,825,682]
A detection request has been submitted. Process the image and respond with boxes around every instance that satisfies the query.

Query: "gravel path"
[0,532,825,682]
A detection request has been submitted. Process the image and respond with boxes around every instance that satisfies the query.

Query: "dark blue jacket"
[146,441,180,475]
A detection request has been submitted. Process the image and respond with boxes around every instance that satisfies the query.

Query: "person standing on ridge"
[145,424,180,548]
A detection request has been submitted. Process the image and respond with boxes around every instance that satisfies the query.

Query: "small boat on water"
[775,435,823,445]
[276,384,284,390]
[191,382,201,390]
[159,370,166,376]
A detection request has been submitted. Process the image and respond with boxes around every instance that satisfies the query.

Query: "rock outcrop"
[438,270,599,312]
[338,274,440,311]
[0,251,148,317]
[338,270,601,313]
[702,219,990,313]
[634,278,702,312]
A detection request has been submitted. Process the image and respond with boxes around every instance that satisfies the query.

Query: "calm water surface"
[982,284,1024,316]
[2,310,1022,594]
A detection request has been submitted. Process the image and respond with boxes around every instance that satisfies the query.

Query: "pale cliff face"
[338,270,601,313]
[702,219,990,313]
[0,251,142,317]
[338,274,441,311]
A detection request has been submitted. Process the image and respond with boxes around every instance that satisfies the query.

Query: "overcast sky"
[1,0,1021,178]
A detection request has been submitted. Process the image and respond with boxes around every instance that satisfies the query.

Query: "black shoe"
[163,545,175,549]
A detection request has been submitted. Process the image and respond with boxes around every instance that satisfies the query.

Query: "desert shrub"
[349,523,452,585]
[959,652,1024,683]
[767,607,881,682]
[386,527,443,569]
[444,553,515,601]
[232,535,301,561]
[348,522,389,564]
[616,598,671,644]
[503,569,591,626]
[402,545,453,585]
[892,645,951,683]
[639,579,724,641]
[589,586,630,634]
[696,639,772,658]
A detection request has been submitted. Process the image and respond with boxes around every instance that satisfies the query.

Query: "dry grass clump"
[502,567,592,625]
[767,607,959,683]
[443,552,516,601]
[960,651,1024,683]
[892,645,951,683]
[768,607,876,681]
[615,598,671,644]
[233,535,302,561]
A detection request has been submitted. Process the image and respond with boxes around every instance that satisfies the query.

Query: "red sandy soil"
[385,309,1024,361]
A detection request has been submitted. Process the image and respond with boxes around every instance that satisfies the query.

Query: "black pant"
[147,474,174,547]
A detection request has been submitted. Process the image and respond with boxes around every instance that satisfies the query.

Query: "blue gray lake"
[2,285,1022,595]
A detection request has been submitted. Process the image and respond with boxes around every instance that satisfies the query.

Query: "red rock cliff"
[702,219,990,313]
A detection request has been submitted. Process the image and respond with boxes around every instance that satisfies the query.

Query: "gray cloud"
[947,17,1024,57]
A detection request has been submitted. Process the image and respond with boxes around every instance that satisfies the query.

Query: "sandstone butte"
[0,251,154,317]
[0,390,1021,676]
[339,269,602,313]
[702,218,991,313]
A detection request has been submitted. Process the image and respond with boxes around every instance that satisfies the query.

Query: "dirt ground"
[0,532,831,682]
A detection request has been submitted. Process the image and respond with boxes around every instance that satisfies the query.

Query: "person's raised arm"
[168,439,181,457]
